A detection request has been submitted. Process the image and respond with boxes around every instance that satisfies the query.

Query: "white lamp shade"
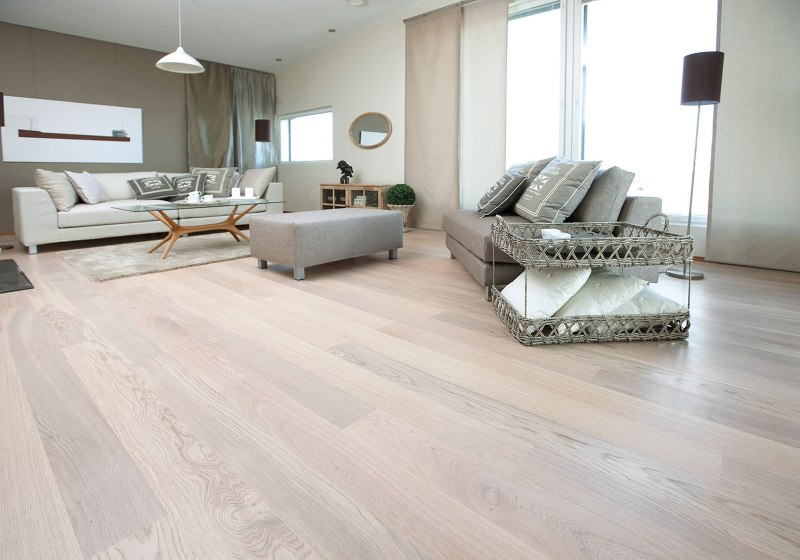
[156,47,204,74]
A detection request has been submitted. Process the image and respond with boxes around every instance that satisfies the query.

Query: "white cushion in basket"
[501,268,591,319]
[554,269,648,318]
[612,286,688,315]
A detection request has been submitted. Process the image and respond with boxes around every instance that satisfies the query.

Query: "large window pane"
[280,110,333,162]
[581,0,717,216]
[506,3,561,167]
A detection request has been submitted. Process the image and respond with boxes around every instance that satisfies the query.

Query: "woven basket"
[490,214,693,345]
[387,204,413,229]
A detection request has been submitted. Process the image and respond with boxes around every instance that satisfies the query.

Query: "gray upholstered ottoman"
[250,208,403,280]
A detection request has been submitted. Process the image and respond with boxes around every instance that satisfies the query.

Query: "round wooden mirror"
[349,112,392,149]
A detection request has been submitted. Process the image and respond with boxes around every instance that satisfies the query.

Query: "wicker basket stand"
[490,214,694,345]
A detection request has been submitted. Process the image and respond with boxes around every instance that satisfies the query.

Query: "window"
[279,109,333,162]
[506,2,561,166]
[506,0,718,217]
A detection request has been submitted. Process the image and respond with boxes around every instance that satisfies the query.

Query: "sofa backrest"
[238,167,277,198]
[93,171,158,201]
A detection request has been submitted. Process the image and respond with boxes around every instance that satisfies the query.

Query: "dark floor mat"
[0,259,34,294]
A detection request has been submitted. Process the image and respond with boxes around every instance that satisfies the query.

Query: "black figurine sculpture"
[336,160,354,184]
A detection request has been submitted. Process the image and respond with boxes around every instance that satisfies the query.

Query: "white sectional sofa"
[12,167,283,254]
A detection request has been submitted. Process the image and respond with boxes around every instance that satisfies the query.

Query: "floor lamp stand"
[667,104,705,280]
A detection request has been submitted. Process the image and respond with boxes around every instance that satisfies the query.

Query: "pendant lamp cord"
[178,0,183,48]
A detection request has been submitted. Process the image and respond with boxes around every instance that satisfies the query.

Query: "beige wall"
[275,0,452,213]
[0,22,186,233]
[708,0,800,271]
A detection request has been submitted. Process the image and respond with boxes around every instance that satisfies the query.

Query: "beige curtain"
[707,0,800,271]
[233,67,277,172]
[405,7,462,229]
[186,62,234,168]
[460,0,509,208]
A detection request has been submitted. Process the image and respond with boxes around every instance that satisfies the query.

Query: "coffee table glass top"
[113,197,279,212]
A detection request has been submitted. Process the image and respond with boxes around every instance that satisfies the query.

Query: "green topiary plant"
[386,183,416,206]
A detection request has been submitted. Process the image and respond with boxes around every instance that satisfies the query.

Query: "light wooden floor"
[2,229,799,560]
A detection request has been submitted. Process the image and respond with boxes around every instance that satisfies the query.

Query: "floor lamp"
[666,51,724,280]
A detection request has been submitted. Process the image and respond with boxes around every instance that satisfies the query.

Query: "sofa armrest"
[617,196,662,227]
[265,182,284,214]
[12,187,61,248]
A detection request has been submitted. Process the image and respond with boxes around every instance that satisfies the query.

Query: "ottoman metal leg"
[293,267,305,281]
[388,249,398,260]
[257,259,268,269]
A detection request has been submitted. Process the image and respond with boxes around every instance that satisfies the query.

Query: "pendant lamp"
[156,0,204,74]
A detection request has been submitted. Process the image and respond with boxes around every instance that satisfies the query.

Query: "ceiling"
[0,0,423,73]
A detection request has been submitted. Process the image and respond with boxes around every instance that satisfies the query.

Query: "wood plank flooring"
[1,229,799,559]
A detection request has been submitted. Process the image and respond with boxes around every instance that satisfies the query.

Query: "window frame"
[278,107,334,164]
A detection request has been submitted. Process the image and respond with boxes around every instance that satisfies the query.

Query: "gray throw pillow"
[169,173,207,200]
[127,176,177,200]
[513,157,602,223]
[569,166,635,223]
[190,167,236,196]
[477,158,554,217]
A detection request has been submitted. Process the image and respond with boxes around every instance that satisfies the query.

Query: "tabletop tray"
[490,215,693,268]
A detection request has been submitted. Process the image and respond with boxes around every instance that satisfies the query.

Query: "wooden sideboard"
[320,183,389,210]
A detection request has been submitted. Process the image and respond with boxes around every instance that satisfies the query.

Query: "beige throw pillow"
[34,169,79,211]
[238,167,277,198]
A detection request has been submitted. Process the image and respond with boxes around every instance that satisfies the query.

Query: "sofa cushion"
[93,171,158,200]
[442,209,528,263]
[65,171,109,204]
[514,157,601,223]
[57,200,176,228]
[34,169,79,212]
[477,158,553,217]
[190,167,236,196]
[168,173,207,200]
[128,176,177,200]
[501,268,591,319]
[238,167,277,198]
[568,166,634,223]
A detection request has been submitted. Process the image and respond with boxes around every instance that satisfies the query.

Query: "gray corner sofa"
[442,166,663,299]
[13,167,283,254]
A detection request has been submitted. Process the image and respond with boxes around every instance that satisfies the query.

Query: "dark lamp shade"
[0,91,4,127]
[681,51,724,106]
[255,119,271,142]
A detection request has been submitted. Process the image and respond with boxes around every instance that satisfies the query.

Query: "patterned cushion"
[190,167,236,196]
[477,158,554,217]
[514,157,602,224]
[127,176,177,200]
[169,173,206,200]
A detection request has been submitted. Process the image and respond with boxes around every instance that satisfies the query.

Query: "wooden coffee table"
[113,198,281,259]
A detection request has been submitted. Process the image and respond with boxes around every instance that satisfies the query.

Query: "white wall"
[275,0,452,212]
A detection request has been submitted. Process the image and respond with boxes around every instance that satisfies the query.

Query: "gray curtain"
[186,62,234,168]
[233,66,276,172]
[405,7,462,229]
[186,62,276,172]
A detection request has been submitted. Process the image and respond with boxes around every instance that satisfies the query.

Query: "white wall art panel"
[1,96,143,163]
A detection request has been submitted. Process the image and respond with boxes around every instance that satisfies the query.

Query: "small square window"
[280,110,333,162]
